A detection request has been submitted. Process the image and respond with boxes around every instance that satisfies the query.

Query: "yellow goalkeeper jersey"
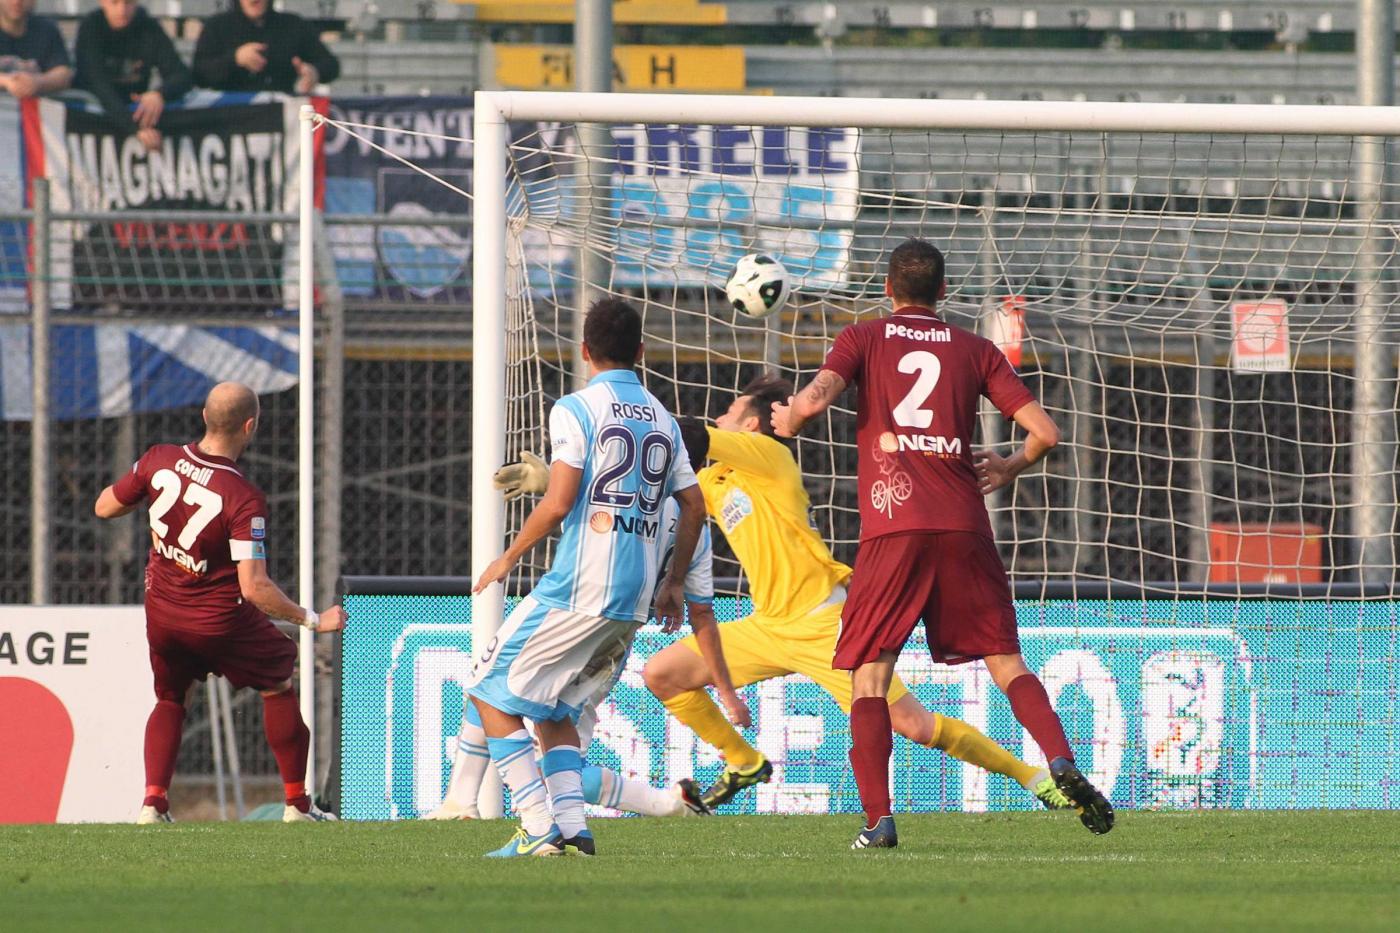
[698,427,852,620]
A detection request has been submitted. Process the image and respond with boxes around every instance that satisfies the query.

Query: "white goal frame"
[468,92,1400,813]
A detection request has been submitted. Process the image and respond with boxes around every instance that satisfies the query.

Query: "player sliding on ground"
[429,436,746,822]
[467,298,709,857]
[94,382,346,824]
[772,238,1115,849]
[641,375,1070,813]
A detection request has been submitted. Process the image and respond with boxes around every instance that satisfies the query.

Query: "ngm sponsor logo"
[878,430,962,458]
[588,511,659,539]
[153,537,207,575]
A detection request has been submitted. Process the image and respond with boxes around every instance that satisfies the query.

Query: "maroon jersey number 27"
[112,442,269,631]
[820,308,1035,542]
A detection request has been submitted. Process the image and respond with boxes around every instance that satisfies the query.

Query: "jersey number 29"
[589,426,674,514]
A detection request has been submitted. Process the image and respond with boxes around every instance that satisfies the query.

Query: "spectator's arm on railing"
[33,66,73,97]
[0,16,72,100]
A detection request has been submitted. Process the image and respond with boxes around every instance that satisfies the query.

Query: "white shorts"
[466,595,638,723]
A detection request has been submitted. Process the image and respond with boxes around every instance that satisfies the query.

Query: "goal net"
[331,96,1400,818]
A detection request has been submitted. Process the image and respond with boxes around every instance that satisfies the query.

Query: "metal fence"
[4,200,481,778]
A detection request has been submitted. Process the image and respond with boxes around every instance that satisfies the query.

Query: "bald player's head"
[202,382,260,438]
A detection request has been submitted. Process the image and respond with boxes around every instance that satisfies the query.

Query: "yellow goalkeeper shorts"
[679,589,910,711]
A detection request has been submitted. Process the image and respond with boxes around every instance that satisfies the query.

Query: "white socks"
[583,765,684,817]
[440,705,489,814]
[540,745,587,838]
[486,729,553,836]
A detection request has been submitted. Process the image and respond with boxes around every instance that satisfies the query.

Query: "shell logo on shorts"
[588,511,614,533]
[878,431,899,453]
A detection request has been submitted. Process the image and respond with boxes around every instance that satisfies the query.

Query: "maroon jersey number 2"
[821,311,1034,542]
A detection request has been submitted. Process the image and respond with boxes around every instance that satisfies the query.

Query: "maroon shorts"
[146,603,297,701]
[834,531,1019,669]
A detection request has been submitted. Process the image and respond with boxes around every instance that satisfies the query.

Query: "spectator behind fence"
[192,0,339,94]
[76,0,192,152]
[0,0,72,100]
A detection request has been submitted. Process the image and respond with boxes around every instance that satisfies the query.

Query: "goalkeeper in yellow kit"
[640,374,1070,812]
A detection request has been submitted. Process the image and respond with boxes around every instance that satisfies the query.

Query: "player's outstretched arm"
[93,485,138,519]
[686,601,751,728]
[772,369,847,438]
[473,460,583,594]
[236,559,346,633]
[974,401,1062,495]
[654,484,705,631]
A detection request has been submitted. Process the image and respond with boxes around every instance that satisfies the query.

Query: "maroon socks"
[849,697,894,827]
[262,690,311,804]
[143,699,185,800]
[1005,673,1074,763]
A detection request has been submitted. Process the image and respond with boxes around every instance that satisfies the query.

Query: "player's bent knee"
[888,696,936,746]
[259,679,295,698]
[983,653,1032,690]
[642,656,676,697]
[643,646,704,699]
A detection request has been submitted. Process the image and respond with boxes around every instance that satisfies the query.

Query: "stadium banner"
[0,322,298,421]
[322,96,858,297]
[322,97,474,305]
[0,607,148,823]
[338,588,1396,819]
[21,94,306,312]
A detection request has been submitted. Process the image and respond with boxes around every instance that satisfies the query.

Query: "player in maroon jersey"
[95,381,346,824]
[772,239,1113,848]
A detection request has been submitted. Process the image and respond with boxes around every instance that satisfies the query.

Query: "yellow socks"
[928,714,1041,789]
[662,689,763,770]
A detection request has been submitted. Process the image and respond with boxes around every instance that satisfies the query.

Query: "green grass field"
[3,812,1397,932]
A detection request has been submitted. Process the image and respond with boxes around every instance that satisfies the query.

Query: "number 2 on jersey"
[892,350,942,428]
[148,469,224,549]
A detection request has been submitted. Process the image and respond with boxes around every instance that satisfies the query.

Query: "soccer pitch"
[3,813,1396,932]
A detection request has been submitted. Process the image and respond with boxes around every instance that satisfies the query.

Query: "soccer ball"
[725,254,791,319]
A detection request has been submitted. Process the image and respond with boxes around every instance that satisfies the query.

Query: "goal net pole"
[1354,0,1396,586]
[471,96,509,818]
[297,105,317,786]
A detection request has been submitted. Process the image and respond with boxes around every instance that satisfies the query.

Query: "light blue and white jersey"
[532,369,699,623]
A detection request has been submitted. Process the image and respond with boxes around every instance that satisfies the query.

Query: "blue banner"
[321,97,859,300]
[339,594,1397,820]
[0,322,297,421]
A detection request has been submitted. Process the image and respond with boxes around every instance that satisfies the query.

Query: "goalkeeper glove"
[493,451,550,501]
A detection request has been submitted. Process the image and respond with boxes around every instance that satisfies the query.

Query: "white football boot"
[283,800,338,822]
[137,805,174,824]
